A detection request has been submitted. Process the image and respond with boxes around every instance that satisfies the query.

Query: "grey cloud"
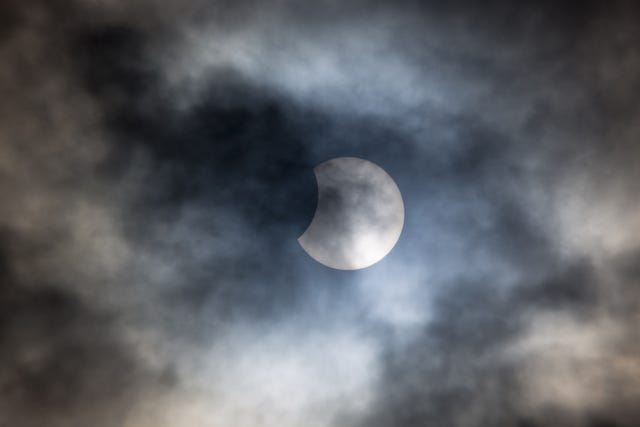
[2,1,640,427]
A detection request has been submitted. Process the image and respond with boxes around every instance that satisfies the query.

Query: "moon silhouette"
[298,157,404,270]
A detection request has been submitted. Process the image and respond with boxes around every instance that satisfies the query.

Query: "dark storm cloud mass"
[0,230,172,427]
[1,0,640,426]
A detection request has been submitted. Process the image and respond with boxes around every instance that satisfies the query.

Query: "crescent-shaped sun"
[298,157,404,270]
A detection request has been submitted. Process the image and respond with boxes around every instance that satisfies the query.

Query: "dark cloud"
[0,230,171,427]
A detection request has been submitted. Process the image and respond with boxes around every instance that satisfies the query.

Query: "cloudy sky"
[1,1,640,426]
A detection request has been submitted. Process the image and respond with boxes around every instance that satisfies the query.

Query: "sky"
[1,1,640,426]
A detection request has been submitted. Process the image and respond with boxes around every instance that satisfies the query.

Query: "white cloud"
[125,322,379,427]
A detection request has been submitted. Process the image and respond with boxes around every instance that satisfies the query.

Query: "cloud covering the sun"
[1,1,640,427]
